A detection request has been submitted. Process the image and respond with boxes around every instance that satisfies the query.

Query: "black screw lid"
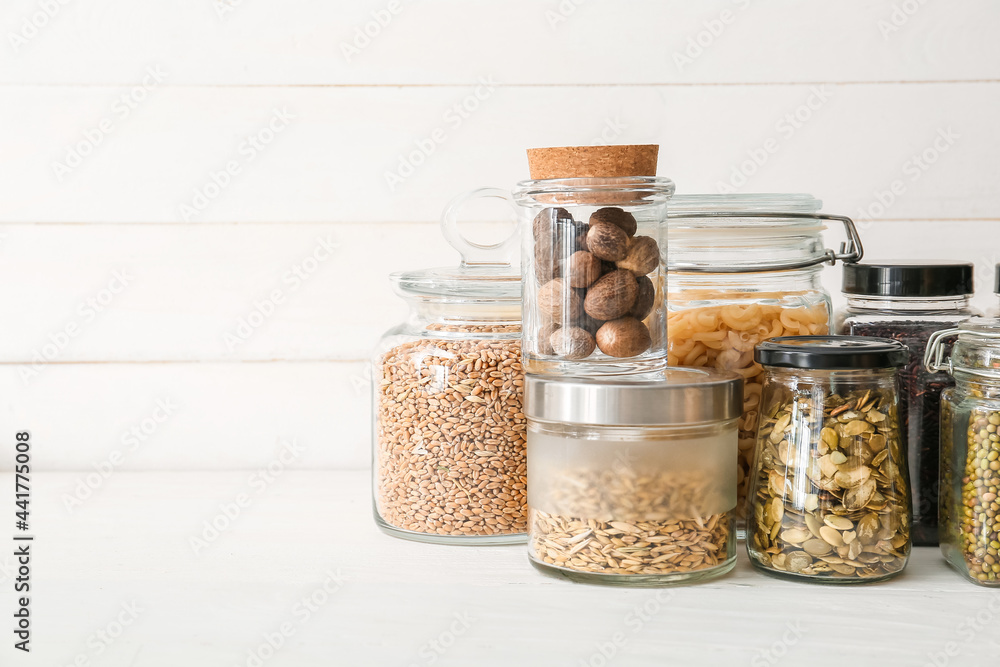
[755,336,909,370]
[842,261,974,298]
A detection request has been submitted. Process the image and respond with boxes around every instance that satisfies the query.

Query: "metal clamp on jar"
[926,319,1000,585]
[524,367,742,586]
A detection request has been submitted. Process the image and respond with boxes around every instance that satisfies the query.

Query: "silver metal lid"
[524,367,742,426]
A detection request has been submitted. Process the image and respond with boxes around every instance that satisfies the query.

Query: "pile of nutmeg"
[533,205,658,359]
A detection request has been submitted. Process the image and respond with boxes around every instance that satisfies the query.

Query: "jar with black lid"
[839,261,979,545]
[746,336,912,583]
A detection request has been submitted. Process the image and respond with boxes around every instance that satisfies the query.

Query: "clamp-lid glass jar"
[514,177,674,376]
[926,318,1000,585]
[372,192,526,545]
[665,194,862,528]
[994,264,1000,317]
[525,367,742,586]
[746,336,912,583]
[840,261,978,545]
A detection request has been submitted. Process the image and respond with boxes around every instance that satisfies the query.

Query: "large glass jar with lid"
[372,190,526,545]
[665,194,863,528]
[926,319,1000,585]
[513,176,675,376]
[839,261,979,546]
[524,367,742,586]
[747,336,912,583]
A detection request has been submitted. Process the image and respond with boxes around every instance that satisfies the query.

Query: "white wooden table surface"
[5,471,998,666]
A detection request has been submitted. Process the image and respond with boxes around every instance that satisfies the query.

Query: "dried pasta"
[667,298,830,520]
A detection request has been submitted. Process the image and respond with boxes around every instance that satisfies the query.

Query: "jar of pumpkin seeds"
[746,336,912,583]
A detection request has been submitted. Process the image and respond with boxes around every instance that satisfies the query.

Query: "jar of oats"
[926,319,1000,586]
[373,191,526,544]
[666,194,863,531]
[525,367,742,586]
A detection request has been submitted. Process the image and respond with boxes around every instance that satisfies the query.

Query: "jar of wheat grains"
[372,190,527,544]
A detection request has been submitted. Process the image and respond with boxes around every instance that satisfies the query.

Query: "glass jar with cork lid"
[372,190,527,545]
[513,145,675,376]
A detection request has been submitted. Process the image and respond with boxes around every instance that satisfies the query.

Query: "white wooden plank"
[0,1,995,85]
[0,83,996,224]
[11,470,999,666]
[0,220,993,364]
[0,222,451,363]
[0,361,372,471]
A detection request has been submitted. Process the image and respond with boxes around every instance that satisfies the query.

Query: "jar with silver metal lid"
[926,318,1000,585]
[524,367,742,586]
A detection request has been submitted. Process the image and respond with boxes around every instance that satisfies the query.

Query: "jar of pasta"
[665,194,864,530]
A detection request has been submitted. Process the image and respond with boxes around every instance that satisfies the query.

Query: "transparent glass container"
[994,264,1000,317]
[513,177,674,376]
[926,319,1000,585]
[839,262,978,546]
[665,194,862,529]
[524,367,742,586]
[372,193,526,545]
[746,336,912,583]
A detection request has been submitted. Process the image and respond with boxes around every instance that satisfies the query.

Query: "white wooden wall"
[1,0,997,471]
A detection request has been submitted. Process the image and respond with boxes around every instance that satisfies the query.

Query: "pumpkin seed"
[820,526,845,547]
[824,515,854,531]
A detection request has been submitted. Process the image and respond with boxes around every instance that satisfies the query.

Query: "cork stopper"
[526,145,658,180]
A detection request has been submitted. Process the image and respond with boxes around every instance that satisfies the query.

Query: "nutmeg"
[584,269,638,321]
[550,326,596,359]
[532,207,573,241]
[537,278,582,323]
[616,235,659,276]
[562,251,602,288]
[629,275,655,320]
[596,317,651,358]
[586,222,628,262]
[574,221,590,252]
[537,322,558,355]
[590,207,637,237]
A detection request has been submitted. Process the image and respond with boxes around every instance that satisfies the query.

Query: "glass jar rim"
[513,176,675,204]
[668,193,822,220]
[391,265,521,301]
